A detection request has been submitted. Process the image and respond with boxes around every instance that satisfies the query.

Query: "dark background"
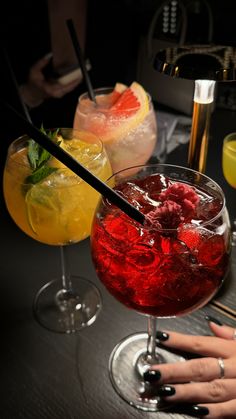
[0,3,236,418]
[0,0,236,166]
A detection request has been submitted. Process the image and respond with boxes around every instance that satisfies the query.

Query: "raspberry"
[159,182,200,218]
[146,200,183,230]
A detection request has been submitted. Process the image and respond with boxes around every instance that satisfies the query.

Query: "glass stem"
[146,316,158,364]
[60,245,72,290]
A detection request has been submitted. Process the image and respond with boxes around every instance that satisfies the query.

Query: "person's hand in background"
[19,53,81,108]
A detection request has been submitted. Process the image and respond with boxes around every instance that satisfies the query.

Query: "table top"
[0,107,236,419]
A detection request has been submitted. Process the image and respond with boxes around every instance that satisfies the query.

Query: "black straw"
[66,18,96,103]
[3,101,145,225]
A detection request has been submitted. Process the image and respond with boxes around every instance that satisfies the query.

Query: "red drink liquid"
[91,174,230,317]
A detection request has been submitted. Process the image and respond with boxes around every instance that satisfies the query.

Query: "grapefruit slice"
[87,81,150,142]
[109,82,127,105]
[110,82,147,117]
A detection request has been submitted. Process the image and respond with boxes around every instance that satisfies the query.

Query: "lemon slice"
[49,133,102,170]
[48,135,67,169]
[25,183,60,234]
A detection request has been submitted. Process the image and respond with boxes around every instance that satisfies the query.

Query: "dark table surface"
[0,106,236,419]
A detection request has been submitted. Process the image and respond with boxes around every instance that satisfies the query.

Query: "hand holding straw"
[2,100,145,225]
[66,18,96,103]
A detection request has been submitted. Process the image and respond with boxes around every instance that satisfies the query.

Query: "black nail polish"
[205,315,222,326]
[143,370,161,383]
[188,405,209,416]
[156,331,169,341]
[139,383,157,399]
[157,385,175,397]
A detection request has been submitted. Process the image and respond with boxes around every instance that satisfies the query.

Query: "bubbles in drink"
[4,133,112,245]
[73,82,157,173]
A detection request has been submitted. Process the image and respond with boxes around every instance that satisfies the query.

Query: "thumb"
[31,53,53,71]
[206,315,236,340]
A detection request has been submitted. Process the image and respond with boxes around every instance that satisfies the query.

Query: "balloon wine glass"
[90,163,231,410]
[3,128,112,333]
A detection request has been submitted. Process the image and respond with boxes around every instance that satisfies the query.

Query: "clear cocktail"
[73,82,157,173]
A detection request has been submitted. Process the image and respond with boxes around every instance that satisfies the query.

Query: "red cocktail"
[90,164,231,411]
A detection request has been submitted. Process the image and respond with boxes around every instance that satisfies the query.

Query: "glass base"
[109,332,185,411]
[232,222,236,246]
[34,276,102,333]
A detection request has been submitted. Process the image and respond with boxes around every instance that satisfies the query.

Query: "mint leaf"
[25,166,58,185]
[26,127,61,185]
[37,147,51,168]
[28,140,39,170]
[50,128,60,139]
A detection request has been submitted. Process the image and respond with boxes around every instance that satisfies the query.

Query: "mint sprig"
[25,127,60,185]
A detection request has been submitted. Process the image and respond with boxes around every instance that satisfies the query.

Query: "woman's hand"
[20,54,81,108]
[144,318,236,418]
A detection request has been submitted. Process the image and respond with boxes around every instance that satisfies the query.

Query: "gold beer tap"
[188,79,216,173]
[154,45,236,173]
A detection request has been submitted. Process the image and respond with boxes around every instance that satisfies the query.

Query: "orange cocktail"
[4,130,112,245]
[3,128,112,333]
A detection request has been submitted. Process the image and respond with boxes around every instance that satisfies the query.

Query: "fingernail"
[157,385,175,397]
[205,315,222,326]
[188,405,209,416]
[44,52,53,60]
[143,370,161,383]
[139,386,155,399]
[156,331,169,341]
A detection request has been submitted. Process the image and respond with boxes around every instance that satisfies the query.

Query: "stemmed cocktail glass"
[222,132,236,246]
[90,163,231,411]
[73,82,157,173]
[3,128,112,333]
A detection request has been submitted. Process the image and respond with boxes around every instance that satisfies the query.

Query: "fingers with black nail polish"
[143,370,161,383]
[157,385,175,397]
[205,315,222,326]
[187,405,209,417]
[141,384,176,399]
[156,331,169,341]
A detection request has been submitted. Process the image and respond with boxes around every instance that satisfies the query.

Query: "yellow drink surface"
[222,139,236,188]
[4,138,112,245]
